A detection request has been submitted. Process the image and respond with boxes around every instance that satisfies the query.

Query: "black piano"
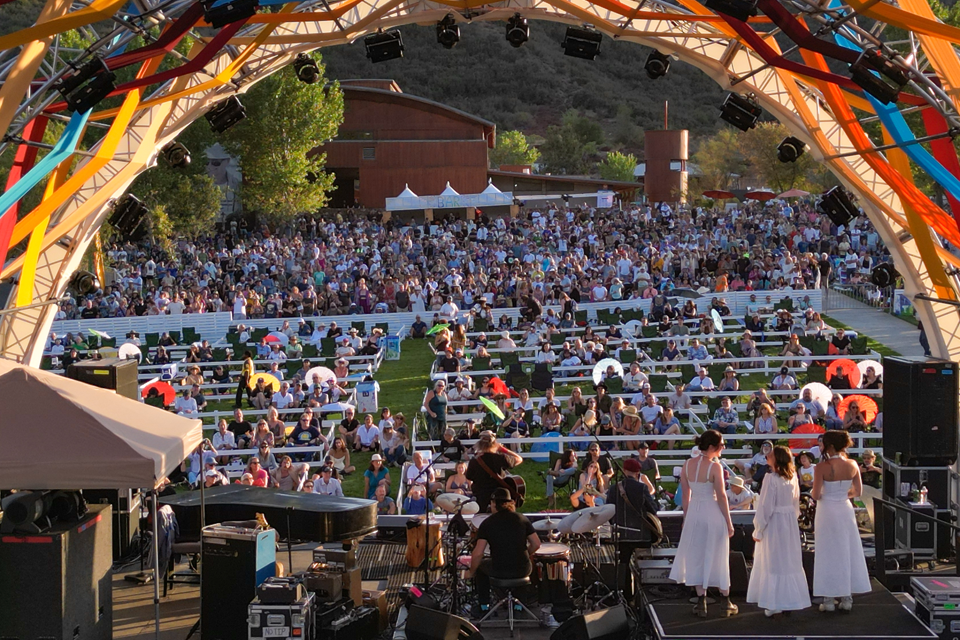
[161,485,377,542]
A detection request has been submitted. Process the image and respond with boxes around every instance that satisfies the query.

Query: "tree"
[489,130,540,169]
[613,104,642,148]
[598,151,637,182]
[691,128,744,191]
[737,122,817,193]
[222,55,343,221]
[540,110,603,175]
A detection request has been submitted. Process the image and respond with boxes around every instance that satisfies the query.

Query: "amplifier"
[315,596,353,629]
[258,577,305,604]
[66,357,139,400]
[304,571,343,603]
[632,558,673,584]
[313,544,357,570]
[248,591,315,640]
[319,606,379,640]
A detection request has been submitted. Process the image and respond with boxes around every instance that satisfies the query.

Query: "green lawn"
[822,314,901,358]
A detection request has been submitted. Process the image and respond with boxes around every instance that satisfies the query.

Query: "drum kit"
[413,494,620,620]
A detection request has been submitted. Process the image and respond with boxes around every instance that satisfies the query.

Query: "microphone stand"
[588,430,629,611]
[413,449,446,588]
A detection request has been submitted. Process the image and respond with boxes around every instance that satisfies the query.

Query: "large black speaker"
[883,357,959,466]
[405,605,483,640]
[201,524,277,640]
[66,356,139,401]
[819,186,859,227]
[550,605,629,640]
[0,504,113,639]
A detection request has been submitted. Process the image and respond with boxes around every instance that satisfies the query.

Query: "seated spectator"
[266,406,290,444]
[313,466,344,496]
[622,361,649,393]
[174,387,198,416]
[754,402,778,434]
[638,394,664,432]
[375,483,397,514]
[438,348,460,373]
[660,339,681,365]
[338,406,360,441]
[245,457,269,487]
[258,442,279,472]
[771,366,798,390]
[252,419,275,449]
[726,476,755,510]
[797,451,816,491]
[636,441,660,481]
[438,428,465,463]
[734,440,773,482]
[780,333,804,368]
[272,381,295,410]
[668,383,692,414]
[250,377,271,410]
[717,366,739,392]
[364,454,391,500]
[159,331,177,347]
[354,414,381,452]
[381,424,408,466]
[405,451,440,494]
[403,484,433,515]
[859,449,881,488]
[272,455,309,491]
[328,437,356,474]
[211,365,231,385]
[182,365,204,388]
[203,468,228,489]
[541,402,564,433]
[687,338,709,362]
[710,397,740,434]
[212,419,236,460]
[651,406,682,449]
[501,407,530,450]
[789,387,825,420]
[831,331,852,355]
[445,460,472,496]
[787,403,814,431]
[267,361,285,382]
[228,408,254,449]
[571,460,607,509]
[287,413,322,453]
[687,367,715,392]
[842,400,868,432]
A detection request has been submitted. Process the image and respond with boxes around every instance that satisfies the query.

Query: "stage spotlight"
[562,26,602,61]
[506,13,529,48]
[67,270,101,298]
[818,186,859,227]
[55,58,116,113]
[719,92,761,131]
[205,96,246,133]
[293,53,320,84]
[562,194,571,203]
[109,195,149,238]
[436,14,460,49]
[365,29,404,63]
[645,50,671,79]
[871,263,898,288]
[777,136,806,163]
[705,0,758,22]
[202,0,258,29]
[849,47,907,105]
[161,141,191,168]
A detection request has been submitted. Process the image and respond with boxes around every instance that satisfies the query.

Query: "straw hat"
[730,476,745,488]
[622,406,639,418]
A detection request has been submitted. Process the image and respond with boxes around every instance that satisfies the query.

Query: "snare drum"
[534,543,571,604]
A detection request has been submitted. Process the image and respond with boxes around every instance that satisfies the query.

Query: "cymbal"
[557,511,584,535]
[435,493,475,513]
[570,504,616,534]
[470,513,491,531]
[533,517,563,532]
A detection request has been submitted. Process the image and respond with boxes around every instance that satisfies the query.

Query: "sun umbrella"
[622,319,643,338]
[426,323,449,336]
[702,189,735,199]
[744,190,777,201]
[265,332,289,345]
[488,376,510,397]
[479,396,505,420]
[118,342,143,362]
[320,402,353,413]
[856,359,883,383]
[827,358,861,388]
[593,358,624,385]
[141,380,176,406]
[248,372,280,391]
[792,422,825,449]
[88,328,111,340]
[800,382,832,412]
[838,394,878,424]
[304,366,337,386]
[711,309,724,333]
[778,188,810,198]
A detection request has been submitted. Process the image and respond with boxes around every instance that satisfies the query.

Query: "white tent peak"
[481,180,503,195]
[398,184,418,198]
[440,181,460,196]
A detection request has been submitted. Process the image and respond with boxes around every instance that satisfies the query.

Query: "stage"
[643,580,936,640]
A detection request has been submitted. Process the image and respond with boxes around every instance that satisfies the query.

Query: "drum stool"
[479,576,540,636]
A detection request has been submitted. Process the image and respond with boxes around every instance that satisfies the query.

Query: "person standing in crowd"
[669,429,737,618]
[423,379,448,440]
[466,487,540,619]
[236,350,254,408]
[812,430,871,612]
[747,445,811,617]
[466,431,523,512]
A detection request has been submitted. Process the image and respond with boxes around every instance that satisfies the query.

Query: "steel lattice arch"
[2,0,960,365]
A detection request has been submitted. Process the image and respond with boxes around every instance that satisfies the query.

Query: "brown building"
[643,129,689,202]
[317,80,495,208]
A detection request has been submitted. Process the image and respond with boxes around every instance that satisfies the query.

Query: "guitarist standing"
[467,431,524,512]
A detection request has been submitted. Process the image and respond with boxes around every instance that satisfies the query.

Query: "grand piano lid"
[161,485,378,542]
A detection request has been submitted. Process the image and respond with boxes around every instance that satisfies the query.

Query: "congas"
[405,518,445,569]
[534,543,572,604]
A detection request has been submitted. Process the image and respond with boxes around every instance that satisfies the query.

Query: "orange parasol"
[489,376,510,397]
[827,358,861,388]
[248,372,280,391]
[141,380,175,406]
[792,422,825,449]
[838,394,878,424]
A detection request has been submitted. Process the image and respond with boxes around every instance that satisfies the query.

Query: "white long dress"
[747,473,811,611]
[813,479,871,597]
[669,456,731,590]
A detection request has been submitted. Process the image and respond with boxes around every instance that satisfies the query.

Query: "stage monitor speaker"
[550,604,629,640]
[66,356,139,401]
[0,504,113,640]
[405,605,483,640]
[883,357,959,466]
[729,551,750,596]
[201,524,277,640]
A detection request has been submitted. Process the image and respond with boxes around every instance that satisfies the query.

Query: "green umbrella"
[88,328,111,339]
[426,323,449,336]
[479,396,506,420]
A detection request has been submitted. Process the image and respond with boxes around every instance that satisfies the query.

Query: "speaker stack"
[881,357,958,557]
[66,356,140,401]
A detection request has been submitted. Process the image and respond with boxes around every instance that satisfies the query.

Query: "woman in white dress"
[748,445,811,617]
[669,429,738,618]
[812,430,871,612]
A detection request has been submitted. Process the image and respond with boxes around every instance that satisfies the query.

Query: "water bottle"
[920,486,929,504]
[911,482,919,502]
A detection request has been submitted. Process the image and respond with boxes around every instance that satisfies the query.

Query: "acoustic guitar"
[475,454,527,508]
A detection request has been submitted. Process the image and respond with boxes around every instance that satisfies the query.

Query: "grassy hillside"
[319,21,727,146]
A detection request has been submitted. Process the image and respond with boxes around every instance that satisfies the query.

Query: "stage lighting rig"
[293,53,320,84]
[109,195,149,238]
[66,270,101,298]
[645,50,671,79]
[818,186,859,227]
[365,29,404,63]
[437,14,460,49]
[55,58,116,113]
[719,93,761,131]
[562,26,602,60]
[506,13,529,48]
[777,136,806,163]
[705,0,758,22]
[161,142,191,168]
[205,96,246,133]
[202,0,258,29]
[849,47,908,105]
[871,263,898,288]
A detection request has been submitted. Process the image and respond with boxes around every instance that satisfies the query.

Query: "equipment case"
[913,577,960,640]
[248,591,315,640]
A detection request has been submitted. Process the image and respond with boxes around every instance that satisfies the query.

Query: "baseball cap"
[637,440,650,449]
[204,469,218,478]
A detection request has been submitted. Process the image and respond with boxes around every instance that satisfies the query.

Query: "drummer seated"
[467,487,540,618]
[403,485,433,515]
